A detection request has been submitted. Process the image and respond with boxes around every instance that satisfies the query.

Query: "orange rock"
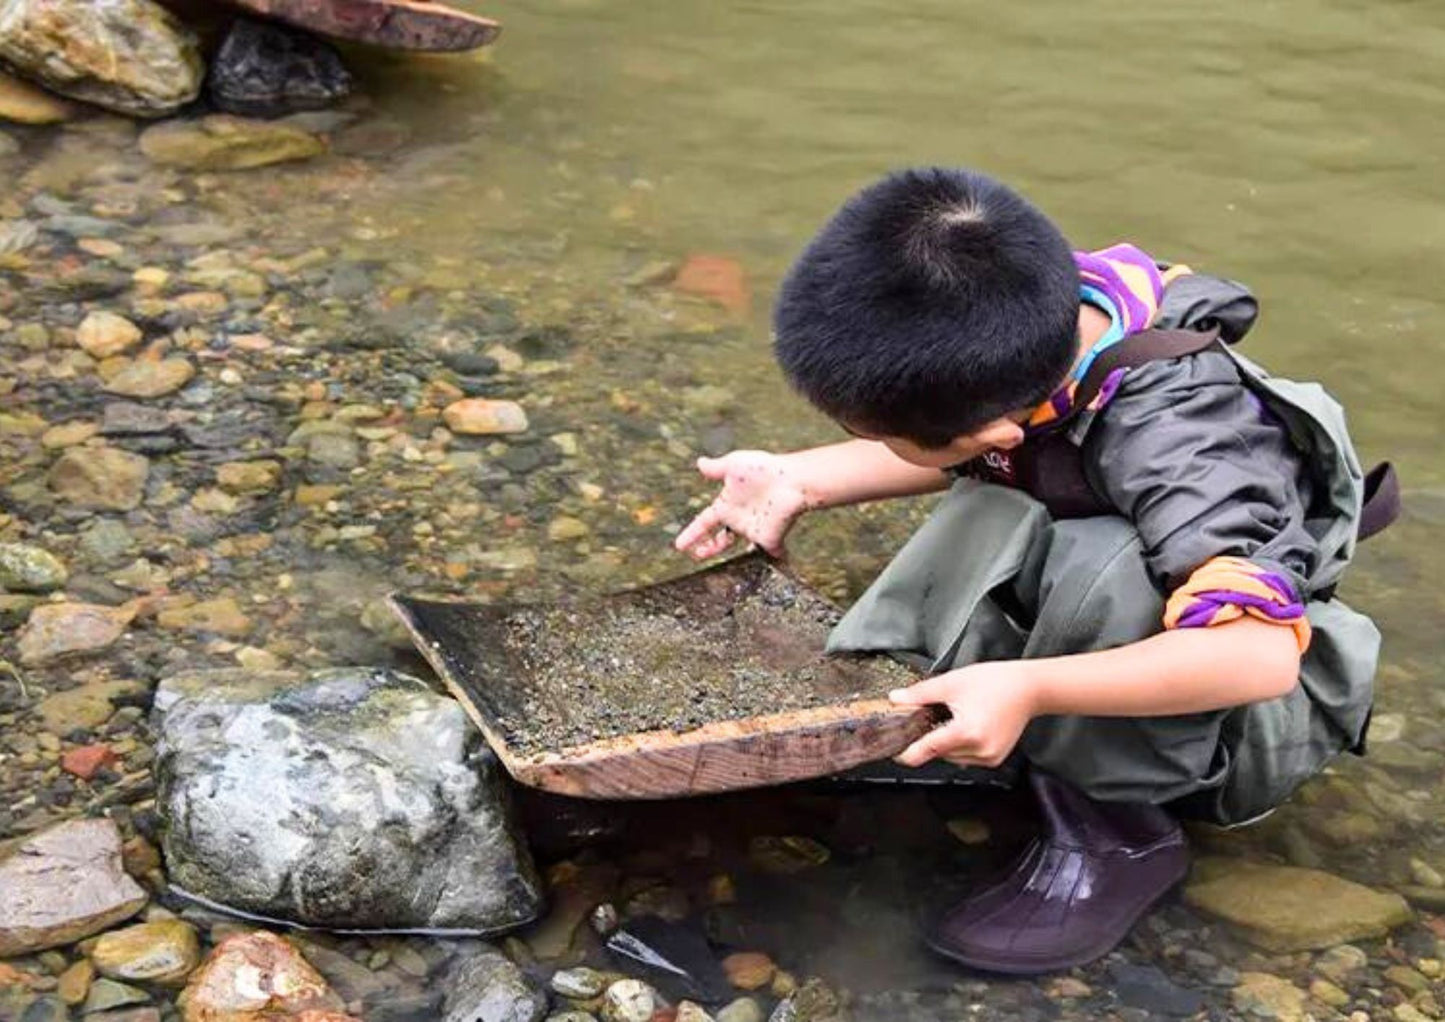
[0,962,42,990]
[442,398,528,436]
[722,951,777,990]
[61,744,119,780]
[179,931,349,1022]
[673,254,750,316]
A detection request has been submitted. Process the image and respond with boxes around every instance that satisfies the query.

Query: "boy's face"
[845,414,1029,470]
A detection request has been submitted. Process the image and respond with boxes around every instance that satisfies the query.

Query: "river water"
[4,0,1445,1019]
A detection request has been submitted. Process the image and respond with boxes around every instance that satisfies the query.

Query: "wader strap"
[1073,326,1224,412]
[1358,461,1401,541]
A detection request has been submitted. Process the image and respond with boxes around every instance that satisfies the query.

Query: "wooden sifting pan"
[388,553,937,799]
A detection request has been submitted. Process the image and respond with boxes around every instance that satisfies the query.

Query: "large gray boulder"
[0,0,203,118]
[153,667,543,933]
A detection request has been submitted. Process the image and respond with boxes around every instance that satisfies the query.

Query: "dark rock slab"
[606,915,732,1003]
[208,18,353,118]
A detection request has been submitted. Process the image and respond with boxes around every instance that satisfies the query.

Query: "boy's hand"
[889,662,1041,769]
[674,451,810,559]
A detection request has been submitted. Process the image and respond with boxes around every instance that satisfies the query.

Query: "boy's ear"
[970,418,1026,452]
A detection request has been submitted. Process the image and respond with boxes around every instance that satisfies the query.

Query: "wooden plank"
[388,555,939,799]
[226,0,500,51]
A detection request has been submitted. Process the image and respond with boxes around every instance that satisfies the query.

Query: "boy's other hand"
[674,451,810,560]
[889,663,1041,769]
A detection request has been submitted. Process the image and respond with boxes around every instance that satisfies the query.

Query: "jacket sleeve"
[1083,350,1318,649]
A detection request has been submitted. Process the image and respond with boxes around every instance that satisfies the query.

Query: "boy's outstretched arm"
[675,439,950,559]
[891,616,1301,768]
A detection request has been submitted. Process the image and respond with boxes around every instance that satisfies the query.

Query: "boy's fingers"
[696,456,729,481]
[894,721,969,768]
[673,505,721,551]
[888,673,961,706]
[692,529,735,560]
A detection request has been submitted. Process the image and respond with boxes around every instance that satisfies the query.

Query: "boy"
[674,168,1388,974]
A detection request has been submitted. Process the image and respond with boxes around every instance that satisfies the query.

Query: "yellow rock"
[157,597,252,638]
[1185,858,1413,952]
[41,421,99,449]
[76,312,143,358]
[90,919,200,987]
[1232,973,1306,1022]
[0,70,73,124]
[57,959,94,1004]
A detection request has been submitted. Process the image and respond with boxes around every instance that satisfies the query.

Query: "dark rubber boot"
[926,770,1189,974]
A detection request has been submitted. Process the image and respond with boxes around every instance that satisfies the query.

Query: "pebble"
[216,460,283,494]
[89,920,200,986]
[47,447,150,511]
[41,420,101,449]
[945,817,991,846]
[676,1003,716,1022]
[1411,858,1445,889]
[156,597,253,637]
[0,543,68,593]
[1230,972,1307,1021]
[722,952,776,991]
[673,254,749,316]
[1309,978,1350,1007]
[103,358,196,399]
[139,114,326,171]
[1384,964,1431,995]
[83,978,151,1014]
[57,959,95,1005]
[61,743,119,780]
[601,979,657,1022]
[551,966,606,1000]
[17,602,136,665]
[76,312,142,358]
[716,1000,764,1022]
[548,516,592,542]
[1315,944,1369,985]
[443,398,530,435]
[748,836,830,874]
[1048,977,1093,999]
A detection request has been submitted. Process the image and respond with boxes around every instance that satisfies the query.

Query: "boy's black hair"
[773,167,1080,447]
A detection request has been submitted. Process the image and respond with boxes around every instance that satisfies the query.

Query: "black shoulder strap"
[1072,327,1223,412]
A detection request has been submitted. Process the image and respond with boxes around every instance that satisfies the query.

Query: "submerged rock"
[208,18,353,118]
[1184,858,1413,951]
[139,114,327,171]
[0,542,67,592]
[0,819,147,956]
[178,931,352,1021]
[443,398,530,435]
[0,0,203,117]
[16,601,136,665]
[76,312,143,358]
[153,667,543,932]
[442,946,547,1022]
[0,69,73,123]
[90,919,201,987]
[102,358,196,400]
[1230,972,1307,1022]
[48,446,150,511]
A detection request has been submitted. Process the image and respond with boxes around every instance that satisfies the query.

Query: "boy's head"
[773,167,1080,464]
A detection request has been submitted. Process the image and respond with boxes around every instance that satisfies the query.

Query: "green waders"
[826,354,1381,827]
